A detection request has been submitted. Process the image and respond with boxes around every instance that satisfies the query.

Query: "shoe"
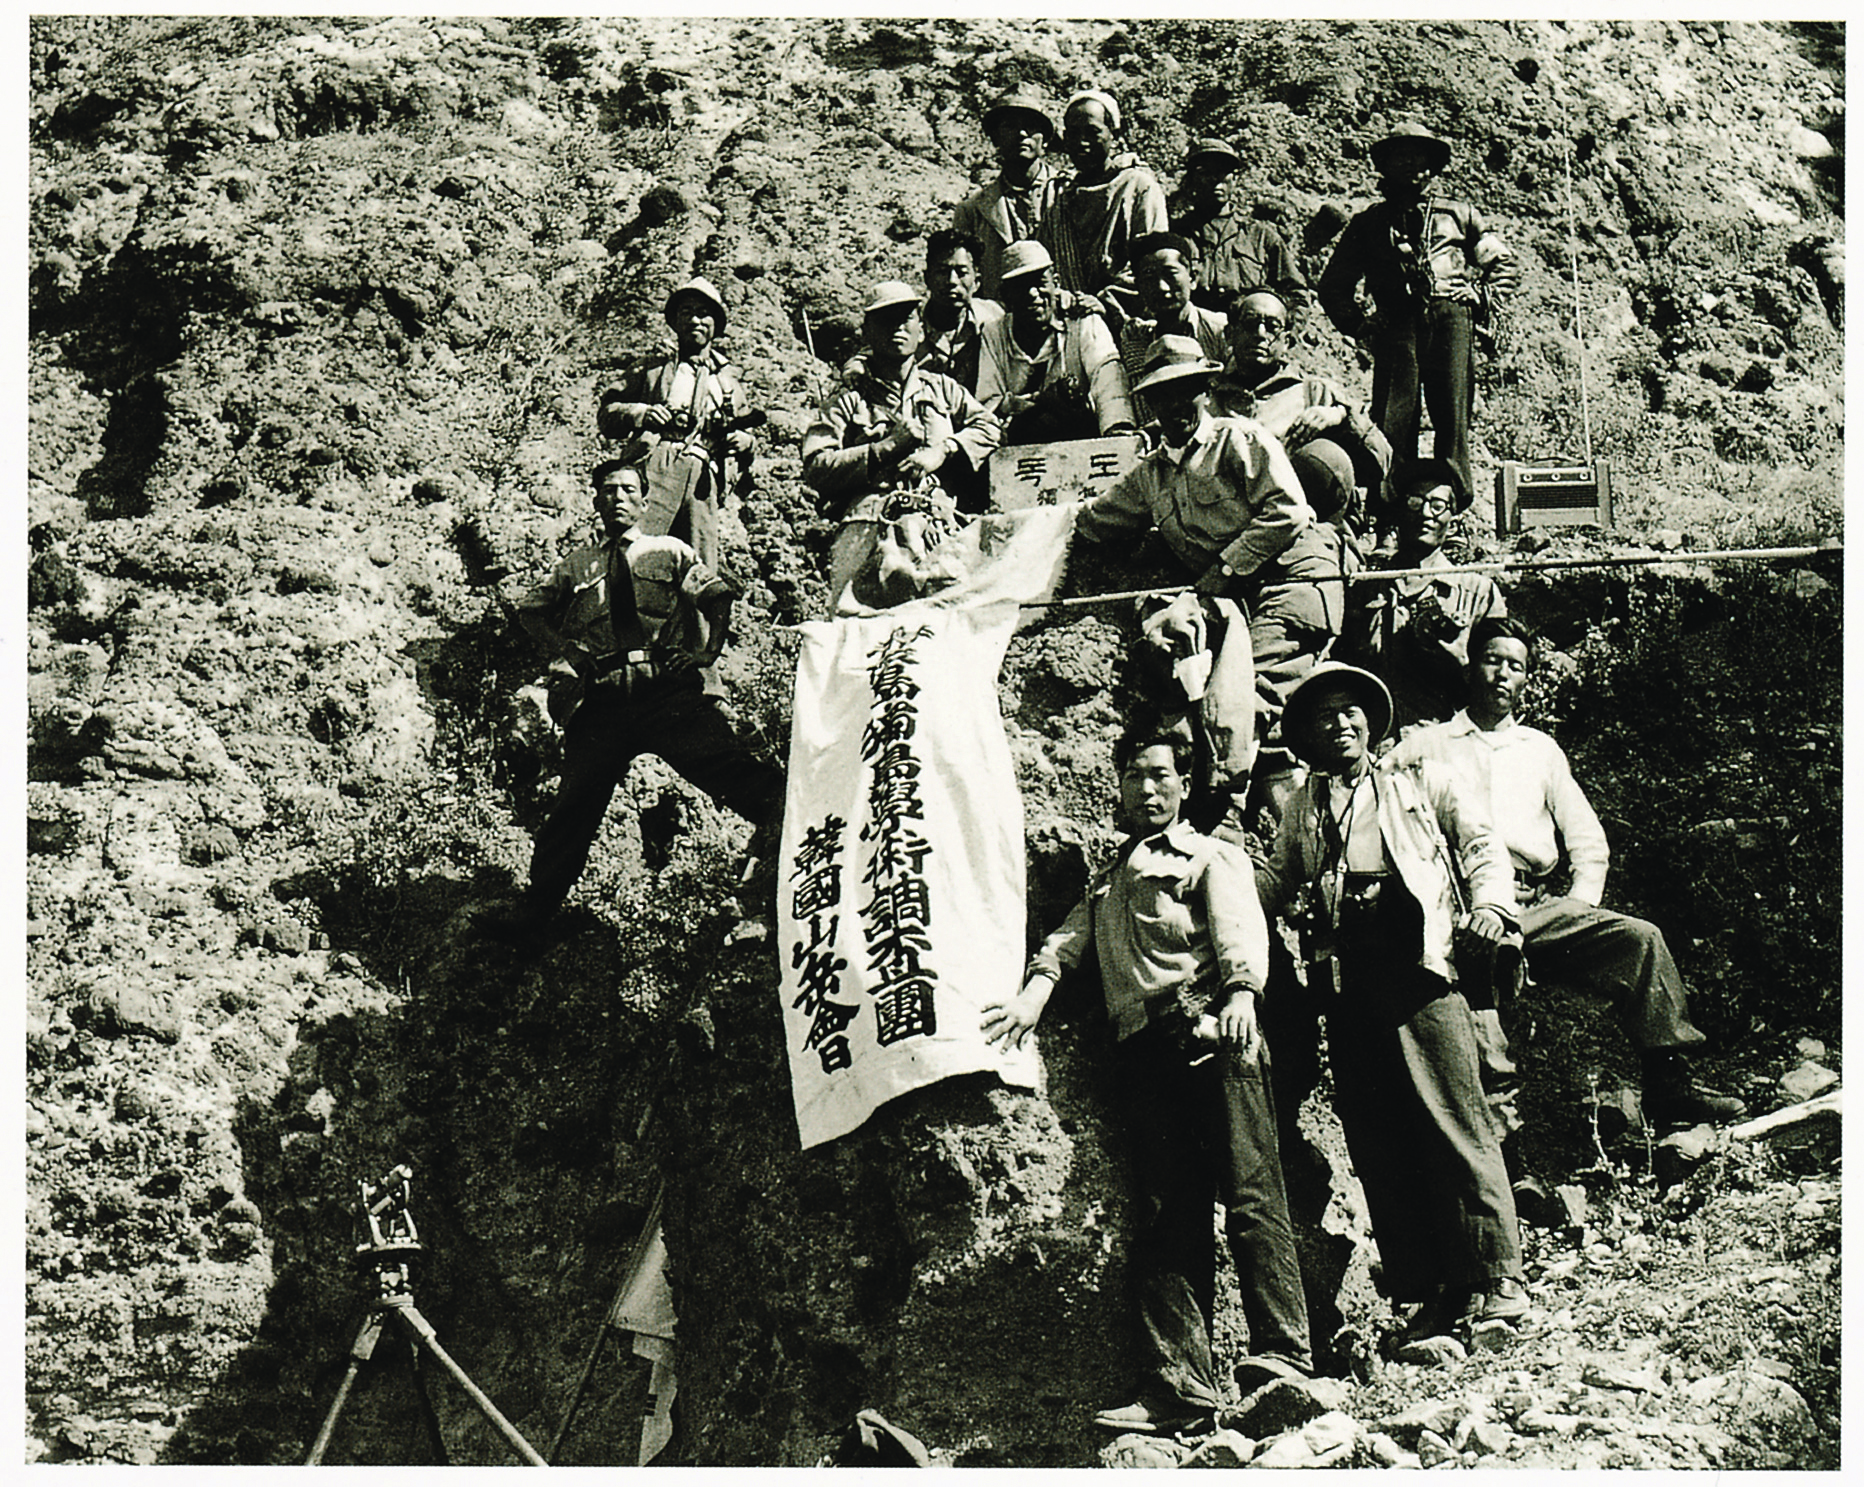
[1471,1276,1530,1325]
[1399,1285,1473,1343]
[1233,1353,1312,1393]
[1642,1052,1748,1128]
[1091,1398,1213,1435]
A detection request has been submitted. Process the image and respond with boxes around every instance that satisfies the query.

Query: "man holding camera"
[598,276,758,570]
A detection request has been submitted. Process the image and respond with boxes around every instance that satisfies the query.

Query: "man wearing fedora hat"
[976,239,1136,443]
[1209,285,1393,530]
[1317,121,1516,525]
[954,83,1067,300]
[598,276,756,571]
[1078,335,1355,834]
[801,279,1000,610]
[1388,617,1748,1135]
[1168,138,1307,314]
[1257,661,1530,1340]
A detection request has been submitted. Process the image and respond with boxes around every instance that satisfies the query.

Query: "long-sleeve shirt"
[952,159,1065,298]
[1207,358,1393,484]
[597,348,748,491]
[1029,817,1268,1041]
[514,531,732,684]
[1317,197,1516,337]
[1340,553,1506,731]
[1386,711,1610,905]
[1256,756,1515,986]
[975,308,1134,433]
[1189,208,1308,305]
[916,298,1004,395]
[1075,409,1315,584]
[1039,153,1170,296]
[799,359,1002,523]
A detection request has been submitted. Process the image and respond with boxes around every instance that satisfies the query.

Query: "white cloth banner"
[779,504,1077,1148]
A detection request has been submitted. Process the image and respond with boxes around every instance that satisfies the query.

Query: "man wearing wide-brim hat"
[1256,660,1532,1343]
[1167,137,1308,314]
[953,82,1066,299]
[1075,334,1357,836]
[976,238,1136,442]
[598,275,756,572]
[800,279,1001,611]
[1316,120,1517,526]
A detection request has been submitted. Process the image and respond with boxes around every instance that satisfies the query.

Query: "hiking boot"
[1471,1276,1531,1325]
[1091,1397,1214,1436]
[1641,1051,1748,1129]
[1399,1285,1472,1343]
[1233,1353,1312,1394]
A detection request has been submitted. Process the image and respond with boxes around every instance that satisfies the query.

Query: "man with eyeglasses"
[1338,457,1507,735]
[1209,285,1392,531]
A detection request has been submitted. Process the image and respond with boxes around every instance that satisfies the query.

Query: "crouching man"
[982,722,1312,1435]
[1257,663,1529,1341]
[476,455,783,944]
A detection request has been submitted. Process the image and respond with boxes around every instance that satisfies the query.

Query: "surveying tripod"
[304,1164,547,1466]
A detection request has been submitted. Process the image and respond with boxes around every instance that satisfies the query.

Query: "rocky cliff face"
[26,16,1842,1467]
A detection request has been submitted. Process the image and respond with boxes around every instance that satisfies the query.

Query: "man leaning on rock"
[983,720,1313,1437]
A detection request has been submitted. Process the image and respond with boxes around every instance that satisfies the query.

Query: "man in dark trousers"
[983,721,1313,1435]
[477,454,782,944]
[1388,617,1748,1132]
[1317,123,1515,521]
[597,276,755,570]
[1257,663,1529,1342]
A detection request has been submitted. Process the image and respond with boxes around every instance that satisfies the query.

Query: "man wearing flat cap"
[1040,89,1169,314]
[1076,336,1354,835]
[1317,122,1516,527]
[1169,138,1308,314]
[1256,661,1530,1343]
[801,280,1000,610]
[598,275,756,571]
[953,84,1067,300]
[1209,284,1392,530]
[976,239,1136,443]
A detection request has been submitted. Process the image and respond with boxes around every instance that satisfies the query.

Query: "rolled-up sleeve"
[1202,840,1269,993]
[1028,890,1095,985]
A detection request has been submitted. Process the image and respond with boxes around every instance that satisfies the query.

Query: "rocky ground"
[25,15,1842,1468]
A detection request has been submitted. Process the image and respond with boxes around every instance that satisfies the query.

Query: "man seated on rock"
[1167,138,1308,314]
[1256,663,1529,1343]
[596,276,755,570]
[476,454,783,945]
[1117,233,1231,425]
[801,280,1001,611]
[952,83,1066,300]
[1337,458,1505,734]
[1387,617,1749,1133]
[1208,285,1392,530]
[982,720,1313,1436]
[1076,336,1353,835]
[975,240,1136,445]
[1039,89,1169,314]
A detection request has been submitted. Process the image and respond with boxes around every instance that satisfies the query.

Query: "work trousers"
[524,677,783,918]
[1325,882,1522,1302]
[1108,1014,1312,1409]
[1371,299,1475,511]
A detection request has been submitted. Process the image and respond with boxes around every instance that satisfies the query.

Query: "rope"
[1020,543,1838,608]
[1564,138,1595,467]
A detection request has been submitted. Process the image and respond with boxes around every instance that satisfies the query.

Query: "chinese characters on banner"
[778,504,1076,1148]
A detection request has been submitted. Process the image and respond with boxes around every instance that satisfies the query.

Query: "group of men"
[472,85,1748,1433]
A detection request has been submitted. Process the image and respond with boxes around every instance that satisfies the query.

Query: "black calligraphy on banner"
[858,625,939,1047]
[788,813,857,1072]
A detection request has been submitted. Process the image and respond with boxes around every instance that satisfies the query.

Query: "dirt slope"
[25,16,1842,1467]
